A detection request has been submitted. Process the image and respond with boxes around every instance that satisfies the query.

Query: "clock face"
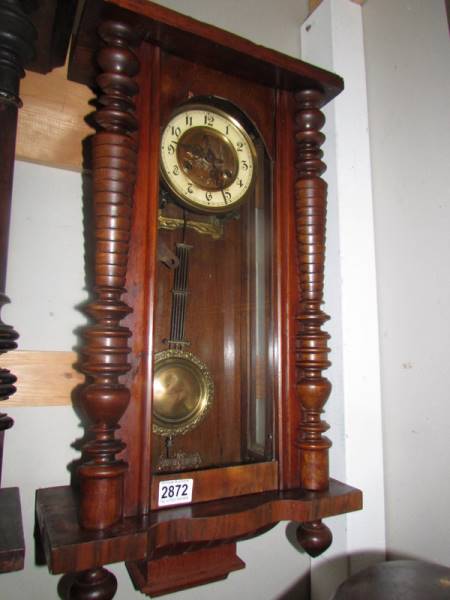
[160,105,256,213]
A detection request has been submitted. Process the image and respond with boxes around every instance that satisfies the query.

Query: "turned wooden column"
[78,20,141,531]
[0,0,36,474]
[294,89,333,556]
[294,88,332,491]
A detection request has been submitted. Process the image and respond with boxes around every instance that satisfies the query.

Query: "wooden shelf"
[36,479,362,575]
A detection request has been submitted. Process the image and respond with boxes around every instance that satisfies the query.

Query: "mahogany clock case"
[66,0,350,520]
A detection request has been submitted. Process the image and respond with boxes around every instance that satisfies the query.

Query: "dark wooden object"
[0,488,24,573]
[69,568,118,600]
[0,0,39,574]
[34,1,362,597]
[332,560,450,600]
[0,0,36,404]
[24,0,77,74]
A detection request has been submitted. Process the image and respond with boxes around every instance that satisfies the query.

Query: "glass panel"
[151,101,273,474]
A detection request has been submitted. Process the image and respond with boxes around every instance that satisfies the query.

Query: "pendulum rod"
[168,243,192,351]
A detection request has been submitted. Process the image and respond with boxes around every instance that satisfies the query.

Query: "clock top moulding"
[68,0,343,98]
[34,0,362,597]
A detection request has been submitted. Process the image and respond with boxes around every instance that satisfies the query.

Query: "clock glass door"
[151,97,274,478]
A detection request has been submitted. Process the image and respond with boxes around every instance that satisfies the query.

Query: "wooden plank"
[0,488,25,573]
[1,351,82,407]
[17,63,92,172]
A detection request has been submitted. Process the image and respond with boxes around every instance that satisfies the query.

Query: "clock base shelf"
[36,479,362,593]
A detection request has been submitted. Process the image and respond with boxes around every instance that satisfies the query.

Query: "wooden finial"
[69,567,117,600]
[297,519,333,557]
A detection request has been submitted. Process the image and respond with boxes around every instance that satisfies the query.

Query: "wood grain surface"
[36,479,362,574]
[17,64,92,171]
[1,351,81,406]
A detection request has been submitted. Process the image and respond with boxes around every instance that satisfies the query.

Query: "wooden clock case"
[34,1,363,598]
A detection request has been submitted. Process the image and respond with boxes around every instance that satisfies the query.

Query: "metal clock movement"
[35,1,363,599]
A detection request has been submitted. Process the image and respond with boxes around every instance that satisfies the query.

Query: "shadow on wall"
[282,523,392,600]
[43,529,429,600]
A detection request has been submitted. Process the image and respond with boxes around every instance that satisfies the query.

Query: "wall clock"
[34,1,363,598]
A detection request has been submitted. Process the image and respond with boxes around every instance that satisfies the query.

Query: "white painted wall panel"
[362,0,450,565]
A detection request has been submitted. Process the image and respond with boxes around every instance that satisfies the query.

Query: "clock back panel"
[152,206,246,470]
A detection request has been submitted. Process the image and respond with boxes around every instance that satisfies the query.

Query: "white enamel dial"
[160,105,256,213]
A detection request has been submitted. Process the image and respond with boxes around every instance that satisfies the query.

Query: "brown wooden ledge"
[36,479,362,575]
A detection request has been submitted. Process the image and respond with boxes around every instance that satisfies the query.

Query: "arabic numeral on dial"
[187,183,193,194]
[236,141,244,152]
[241,160,248,170]
[173,165,180,176]
[206,191,213,201]
[185,115,192,126]
[225,125,229,134]
[168,144,175,155]
[171,126,182,137]
[237,179,244,188]
[204,114,215,126]
[224,191,231,201]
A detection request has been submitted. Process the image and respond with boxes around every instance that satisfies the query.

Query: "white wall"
[362,0,450,565]
[1,2,324,599]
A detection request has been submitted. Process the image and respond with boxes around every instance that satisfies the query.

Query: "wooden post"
[0,0,36,472]
[294,88,333,556]
[78,20,141,531]
[294,89,332,492]
[0,0,35,574]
